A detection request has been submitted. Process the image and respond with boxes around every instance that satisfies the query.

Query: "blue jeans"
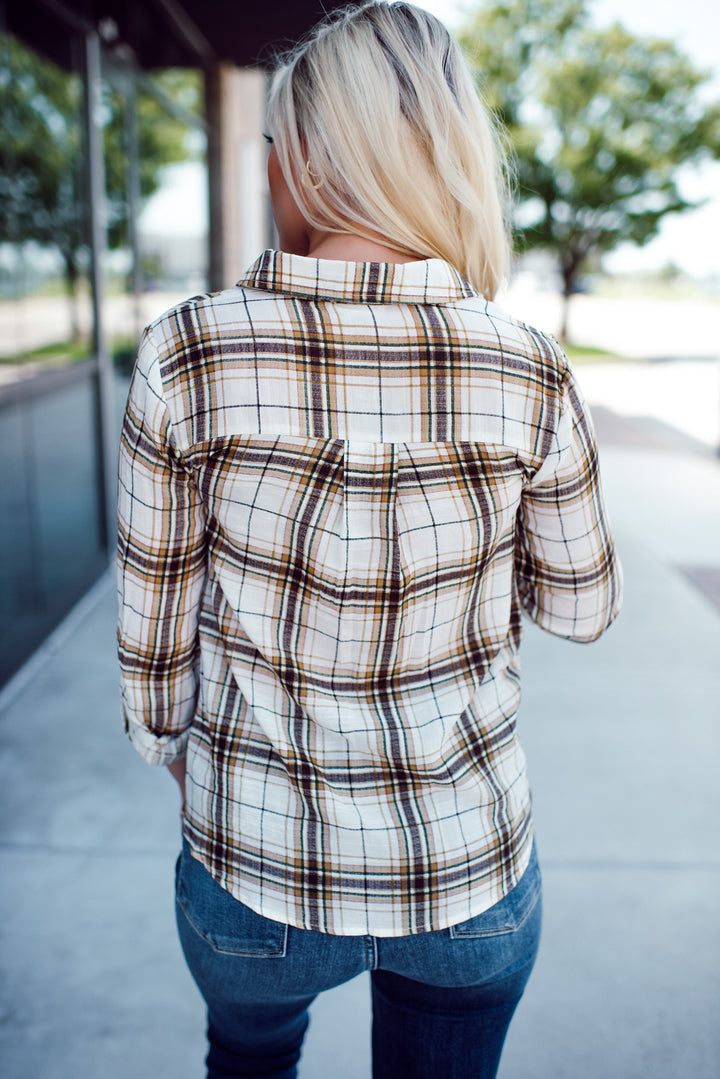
[175,838,542,1079]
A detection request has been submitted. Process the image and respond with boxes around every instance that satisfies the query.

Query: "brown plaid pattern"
[117,251,622,935]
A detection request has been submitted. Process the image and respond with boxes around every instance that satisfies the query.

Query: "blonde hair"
[266,1,512,299]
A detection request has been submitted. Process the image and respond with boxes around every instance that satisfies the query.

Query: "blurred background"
[0,1,718,1077]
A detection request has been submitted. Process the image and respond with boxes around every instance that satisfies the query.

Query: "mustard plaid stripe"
[117,251,621,935]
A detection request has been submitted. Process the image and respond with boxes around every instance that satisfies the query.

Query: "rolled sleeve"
[117,327,207,765]
[515,363,623,641]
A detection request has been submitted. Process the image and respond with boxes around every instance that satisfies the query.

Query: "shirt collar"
[238,249,477,305]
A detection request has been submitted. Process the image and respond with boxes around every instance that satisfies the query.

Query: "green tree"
[459,0,720,339]
[103,68,203,252]
[0,35,85,333]
[0,34,199,340]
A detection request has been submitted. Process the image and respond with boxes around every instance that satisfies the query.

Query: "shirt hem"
[179,814,535,938]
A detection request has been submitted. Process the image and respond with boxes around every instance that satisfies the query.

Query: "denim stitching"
[175,892,289,958]
[448,877,541,940]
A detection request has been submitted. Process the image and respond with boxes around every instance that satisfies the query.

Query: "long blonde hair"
[266,1,511,299]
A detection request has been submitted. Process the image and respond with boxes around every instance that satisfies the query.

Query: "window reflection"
[0,33,92,383]
[137,70,209,324]
[100,63,208,376]
[0,26,209,686]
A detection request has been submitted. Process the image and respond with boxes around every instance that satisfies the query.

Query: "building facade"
[0,0,347,685]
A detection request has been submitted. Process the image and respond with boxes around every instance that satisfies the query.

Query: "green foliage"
[0,35,83,259]
[459,0,720,307]
[102,68,203,249]
[0,34,199,289]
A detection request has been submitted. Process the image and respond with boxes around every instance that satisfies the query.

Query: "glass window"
[0,32,93,381]
[0,22,209,687]
[100,60,208,383]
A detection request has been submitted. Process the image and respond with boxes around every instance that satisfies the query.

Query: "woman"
[117,3,622,1077]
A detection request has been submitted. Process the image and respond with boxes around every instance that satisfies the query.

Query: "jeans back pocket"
[176,840,288,957]
[449,843,541,939]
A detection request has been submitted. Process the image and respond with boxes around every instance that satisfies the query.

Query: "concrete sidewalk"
[1,380,719,1078]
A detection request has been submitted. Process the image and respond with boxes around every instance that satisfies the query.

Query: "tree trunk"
[558,252,581,345]
[560,287,572,345]
[62,250,81,342]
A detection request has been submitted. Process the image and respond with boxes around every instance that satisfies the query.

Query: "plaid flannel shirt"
[117,250,622,936]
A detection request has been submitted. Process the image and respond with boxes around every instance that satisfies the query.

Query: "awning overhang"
[2,0,356,71]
